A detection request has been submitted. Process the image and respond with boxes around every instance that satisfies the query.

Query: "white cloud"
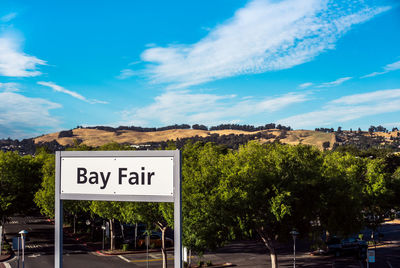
[1,12,17,22]
[278,88,400,128]
[0,82,20,92]
[141,0,389,88]
[0,91,61,138]
[37,81,108,104]
[361,59,400,78]
[120,90,309,126]
[331,89,400,105]
[385,60,400,72]
[117,69,136,79]
[38,81,86,101]
[361,71,386,78]
[0,35,46,77]
[299,82,313,89]
[90,99,109,104]
[317,76,352,87]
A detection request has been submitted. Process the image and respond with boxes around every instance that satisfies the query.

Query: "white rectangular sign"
[61,156,174,197]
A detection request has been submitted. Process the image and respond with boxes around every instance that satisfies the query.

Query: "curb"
[94,247,174,256]
[0,254,12,263]
[63,228,174,256]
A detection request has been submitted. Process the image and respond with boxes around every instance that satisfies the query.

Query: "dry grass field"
[34,128,338,150]
[281,130,336,150]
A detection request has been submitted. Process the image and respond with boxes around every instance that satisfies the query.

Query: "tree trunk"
[269,247,278,268]
[109,218,115,251]
[73,215,76,234]
[188,249,192,267]
[161,226,167,268]
[257,228,279,268]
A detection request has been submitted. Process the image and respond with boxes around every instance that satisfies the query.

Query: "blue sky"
[0,0,400,139]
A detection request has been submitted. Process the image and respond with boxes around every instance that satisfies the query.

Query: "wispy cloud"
[38,81,86,101]
[120,90,309,126]
[0,82,20,92]
[117,69,136,79]
[331,89,400,105]
[1,12,17,22]
[361,71,386,78]
[299,82,313,89]
[385,60,400,71]
[361,59,400,78]
[37,81,108,104]
[0,35,46,77]
[278,88,400,128]
[0,91,61,138]
[317,77,352,88]
[141,0,389,88]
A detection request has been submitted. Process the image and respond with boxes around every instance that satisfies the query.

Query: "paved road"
[2,215,400,267]
[2,215,135,268]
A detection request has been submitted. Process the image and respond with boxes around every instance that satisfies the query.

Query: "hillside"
[34,127,337,150]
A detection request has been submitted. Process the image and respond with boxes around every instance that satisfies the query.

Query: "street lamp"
[290,229,299,268]
[101,222,106,251]
[19,230,28,268]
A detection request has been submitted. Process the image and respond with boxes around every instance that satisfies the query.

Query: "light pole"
[290,230,299,268]
[19,230,28,268]
[101,222,106,251]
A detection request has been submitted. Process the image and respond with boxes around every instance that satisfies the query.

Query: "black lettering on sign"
[147,172,154,185]
[119,167,155,185]
[89,172,98,184]
[119,168,127,184]
[141,167,145,184]
[129,172,139,185]
[100,172,111,189]
[77,168,87,183]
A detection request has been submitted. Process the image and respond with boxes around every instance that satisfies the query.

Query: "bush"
[58,130,74,138]
[122,244,129,251]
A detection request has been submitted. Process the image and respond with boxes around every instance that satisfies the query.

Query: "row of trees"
[1,141,400,268]
[79,123,291,133]
[0,150,45,225]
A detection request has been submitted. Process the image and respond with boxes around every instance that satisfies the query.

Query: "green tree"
[219,142,324,268]
[131,202,171,268]
[320,152,364,237]
[178,142,231,266]
[390,167,400,210]
[361,158,392,233]
[34,152,56,218]
[1,151,43,231]
[90,201,124,251]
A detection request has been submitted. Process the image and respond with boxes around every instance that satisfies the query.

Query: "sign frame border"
[55,150,182,268]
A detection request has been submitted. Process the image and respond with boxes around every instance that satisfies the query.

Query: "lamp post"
[290,230,299,268]
[101,222,106,251]
[19,230,28,268]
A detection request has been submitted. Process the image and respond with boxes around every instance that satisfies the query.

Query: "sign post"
[0,226,3,256]
[55,150,181,268]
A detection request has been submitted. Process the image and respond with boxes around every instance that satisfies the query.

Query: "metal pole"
[21,236,25,268]
[102,228,105,251]
[146,235,149,268]
[17,237,20,268]
[0,226,3,256]
[55,151,63,268]
[135,223,138,250]
[293,236,296,268]
[174,149,182,268]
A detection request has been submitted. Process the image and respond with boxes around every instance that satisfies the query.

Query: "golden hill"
[34,128,337,150]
